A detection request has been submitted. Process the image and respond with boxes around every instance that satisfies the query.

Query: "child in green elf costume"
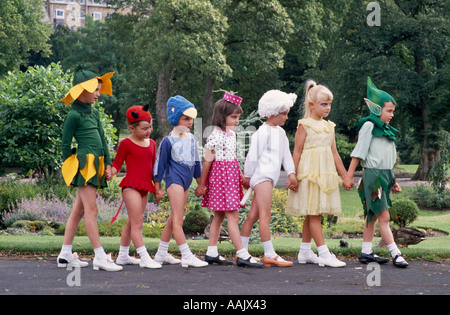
[345,77,408,268]
[57,67,122,272]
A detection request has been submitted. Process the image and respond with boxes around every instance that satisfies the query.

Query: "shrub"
[144,201,169,231]
[2,194,73,227]
[390,199,419,228]
[2,192,126,229]
[270,188,304,234]
[404,184,450,210]
[238,188,305,244]
[183,205,210,234]
[335,133,356,169]
[429,130,450,195]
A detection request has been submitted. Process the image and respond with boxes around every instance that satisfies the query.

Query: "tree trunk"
[155,66,172,144]
[201,76,216,146]
[410,42,439,181]
[413,146,440,181]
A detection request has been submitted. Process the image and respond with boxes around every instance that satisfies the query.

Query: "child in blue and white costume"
[153,95,208,268]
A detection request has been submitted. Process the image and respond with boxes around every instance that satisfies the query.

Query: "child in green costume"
[345,77,407,268]
[57,68,122,272]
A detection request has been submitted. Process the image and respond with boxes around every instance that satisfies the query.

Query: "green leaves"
[0,0,51,76]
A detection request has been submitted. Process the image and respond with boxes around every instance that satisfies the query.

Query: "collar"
[356,113,399,141]
[71,100,93,115]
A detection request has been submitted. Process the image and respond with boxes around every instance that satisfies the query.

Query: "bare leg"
[121,189,148,249]
[64,185,101,249]
[208,212,225,247]
[166,184,189,246]
[308,215,325,247]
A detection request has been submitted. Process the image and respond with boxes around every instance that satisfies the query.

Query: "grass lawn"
[397,164,450,176]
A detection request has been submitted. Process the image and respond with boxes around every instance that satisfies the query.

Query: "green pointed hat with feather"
[356,77,399,140]
[364,76,397,116]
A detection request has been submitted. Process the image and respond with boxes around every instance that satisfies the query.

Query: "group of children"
[56,68,408,272]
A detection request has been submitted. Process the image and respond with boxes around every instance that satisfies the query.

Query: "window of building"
[55,9,64,18]
[92,12,102,21]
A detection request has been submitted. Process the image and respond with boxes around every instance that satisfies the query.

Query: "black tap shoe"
[236,256,264,268]
[393,254,409,268]
[358,252,389,264]
[205,255,234,265]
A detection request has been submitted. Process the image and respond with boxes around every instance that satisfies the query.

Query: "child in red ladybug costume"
[110,104,162,269]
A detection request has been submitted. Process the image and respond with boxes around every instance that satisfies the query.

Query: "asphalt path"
[0,256,448,298]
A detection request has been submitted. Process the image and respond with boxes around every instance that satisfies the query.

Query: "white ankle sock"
[317,245,331,258]
[61,244,72,255]
[236,248,251,260]
[262,240,277,258]
[241,236,250,249]
[94,247,107,260]
[156,240,170,256]
[299,242,311,253]
[387,243,401,257]
[361,242,373,254]
[136,246,151,261]
[178,243,193,259]
[118,245,129,258]
[206,246,218,257]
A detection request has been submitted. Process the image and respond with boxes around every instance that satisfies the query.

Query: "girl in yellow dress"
[286,80,351,268]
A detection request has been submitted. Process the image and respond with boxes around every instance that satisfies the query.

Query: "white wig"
[258,90,297,118]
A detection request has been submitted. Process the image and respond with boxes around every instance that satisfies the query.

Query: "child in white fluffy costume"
[240,90,298,267]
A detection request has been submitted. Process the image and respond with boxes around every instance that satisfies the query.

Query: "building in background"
[42,0,131,30]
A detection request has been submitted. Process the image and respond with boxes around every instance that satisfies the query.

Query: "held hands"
[195,184,206,197]
[286,173,298,192]
[342,175,354,191]
[242,177,250,190]
[105,165,113,181]
[154,188,164,204]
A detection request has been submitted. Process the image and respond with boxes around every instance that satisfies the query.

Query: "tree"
[301,0,449,180]
[107,0,294,143]
[134,0,230,140]
[0,0,51,76]
[217,0,294,112]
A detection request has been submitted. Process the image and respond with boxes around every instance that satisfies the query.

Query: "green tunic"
[351,121,397,224]
[61,100,111,188]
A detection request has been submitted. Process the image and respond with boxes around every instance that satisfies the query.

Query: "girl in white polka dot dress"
[195,92,263,268]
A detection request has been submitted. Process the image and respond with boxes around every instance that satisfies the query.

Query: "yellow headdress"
[60,68,114,106]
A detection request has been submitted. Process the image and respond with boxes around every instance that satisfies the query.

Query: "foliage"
[216,0,295,109]
[2,193,73,228]
[0,173,72,217]
[0,63,117,176]
[0,0,51,76]
[132,0,230,137]
[335,133,356,169]
[429,130,450,194]
[144,201,170,232]
[402,184,450,210]
[270,188,304,235]
[0,64,71,174]
[183,205,210,234]
[390,199,419,228]
[2,191,126,229]
[303,0,449,179]
[239,188,304,244]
